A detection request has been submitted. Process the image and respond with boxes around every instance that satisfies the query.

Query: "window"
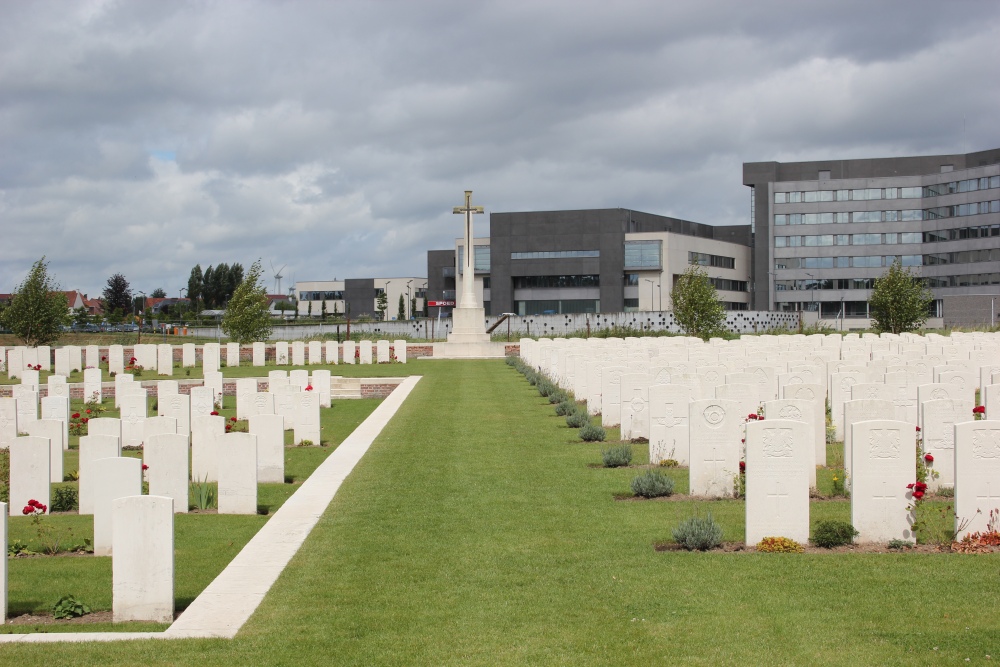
[688,252,735,269]
[458,245,492,272]
[512,275,600,289]
[624,273,640,286]
[835,235,850,246]
[774,192,787,204]
[710,278,748,292]
[901,187,922,198]
[510,249,599,260]
[624,241,662,269]
[775,236,787,248]
[775,214,787,225]
[901,210,922,221]
[852,211,881,223]
[900,232,922,244]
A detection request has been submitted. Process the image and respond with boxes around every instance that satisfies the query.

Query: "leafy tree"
[376,290,388,320]
[150,287,166,298]
[187,264,204,308]
[411,297,417,319]
[72,306,91,329]
[221,260,273,344]
[670,265,726,339]
[868,259,934,334]
[321,299,327,321]
[0,257,69,346]
[308,301,313,318]
[397,294,406,320]
[103,273,132,319]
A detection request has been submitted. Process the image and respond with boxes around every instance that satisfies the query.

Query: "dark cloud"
[1,0,998,295]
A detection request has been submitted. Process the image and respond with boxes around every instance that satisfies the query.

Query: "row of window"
[709,277,749,292]
[774,175,1000,204]
[512,275,600,289]
[514,299,600,315]
[777,248,1000,270]
[623,299,747,311]
[299,291,344,301]
[774,200,1000,225]
[510,250,599,260]
[688,251,736,269]
[776,224,1000,247]
[777,271,1000,292]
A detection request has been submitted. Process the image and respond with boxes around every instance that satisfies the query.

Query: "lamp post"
[656,282,662,311]
[644,279,655,312]
[405,279,413,320]
[805,272,815,313]
[383,280,391,321]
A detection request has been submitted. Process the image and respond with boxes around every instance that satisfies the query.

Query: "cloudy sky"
[2,0,999,298]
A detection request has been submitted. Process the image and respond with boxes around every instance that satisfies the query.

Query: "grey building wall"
[744,148,1000,311]
[426,250,456,318]
[943,294,999,328]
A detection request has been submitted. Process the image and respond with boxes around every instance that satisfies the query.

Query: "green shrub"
[548,391,568,405]
[537,381,554,397]
[887,539,914,550]
[672,512,724,551]
[504,356,517,367]
[630,470,675,498]
[565,410,590,428]
[52,594,91,620]
[579,423,607,442]
[554,400,575,416]
[0,448,8,504]
[936,486,955,498]
[601,444,632,468]
[51,486,79,512]
[811,520,858,548]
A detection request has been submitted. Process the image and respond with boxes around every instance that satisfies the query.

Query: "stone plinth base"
[447,307,490,344]
[431,342,507,359]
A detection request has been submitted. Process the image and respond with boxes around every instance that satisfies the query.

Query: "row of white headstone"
[4,339,409,380]
[0,496,174,624]
[520,331,1000,542]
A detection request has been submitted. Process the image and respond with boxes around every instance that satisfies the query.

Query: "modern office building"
[427,209,752,317]
[745,148,1000,322]
[294,277,426,320]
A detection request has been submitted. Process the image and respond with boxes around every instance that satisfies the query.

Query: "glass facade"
[776,248,1000,269]
[512,275,600,289]
[689,252,736,269]
[300,290,344,301]
[515,299,600,315]
[624,240,662,269]
[774,200,1000,225]
[774,176,1000,203]
[510,250,599,260]
[457,245,491,273]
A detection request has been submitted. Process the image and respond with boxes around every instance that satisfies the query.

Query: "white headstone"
[275,341,289,365]
[202,343,220,373]
[225,342,240,367]
[145,433,189,513]
[54,348,71,377]
[358,341,373,365]
[619,374,651,441]
[157,345,173,376]
[108,345,125,375]
[955,420,1000,539]
[9,436,50,516]
[78,434,121,514]
[289,369,309,390]
[249,413,285,484]
[649,384,691,465]
[40,394,70,451]
[217,433,258,514]
[236,378,259,420]
[6,348,23,379]
[47,374,70,401]
[291,341,305,366]
[252,342,265,367]
[93,456,142,555]
[745,419,812,544]
[920,398,974,491]
[852,383,892,402]
[393,341,407,363]
[248,392,275,419]
[83,367,103,403]
[181,343,196,368]
[191,415,224,483]
[189,386,215,419]
[843,399,895,477]
[203,372,223,407]
[342,341,356,365]
[0,398,17,448]
[143,416,178,442]
[600,366,627,428]
[25,419,63,483]
[85,345,100,368]
[688,399,742,497]
[293,391,321,445]
[112,495,174,622]
[308,341,322,365]
[831,371,866,439]
[850,419,916,543]
[88,417,121,441]
[119,393,148,449]
[13,386,38,429]
[762,399,818,488]
[982,384,1000,420]
[65,345,81,373]
[376,340,390,363]
[159,393,191,436]
[311,370,331,408]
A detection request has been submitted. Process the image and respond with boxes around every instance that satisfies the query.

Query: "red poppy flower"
[924,453,934,463]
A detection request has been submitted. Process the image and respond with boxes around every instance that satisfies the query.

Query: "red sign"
[427,300,456,307]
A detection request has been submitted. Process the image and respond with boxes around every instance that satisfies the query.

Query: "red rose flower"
[305,385,313,391]
[72,412,80,419]
[102,356,107,361]
[924,453,934,463]
[915,426,921,432]
[130,357,136,363]
[906,483,915,489]
[230,416,237,422]
[914,482,927,492]
[912,491,924,500]
[85,409,91,414]
[225,424,232,431]
[739,461,746,473]
[142,464,149,471]
[210,410,219,416]
[747,413,758,420]
[973,406,986,414]
[82,417,89,423]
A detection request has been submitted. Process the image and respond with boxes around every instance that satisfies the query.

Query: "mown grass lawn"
[3,359,999,665]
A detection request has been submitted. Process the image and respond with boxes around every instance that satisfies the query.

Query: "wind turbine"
[270,261,287,296]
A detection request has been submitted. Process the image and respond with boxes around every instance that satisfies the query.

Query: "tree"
[321,299,327,321]
[670,265,726,339]
[411,297,417,319]
[308,301,313,318]
[221,260,273,344]
[376,290,388,320]
[187,264,204,309]
[0,257,69,346]
[868,259,934,334]
[397,294,405,320]
[150,287,166,298]
[103,273,132,319]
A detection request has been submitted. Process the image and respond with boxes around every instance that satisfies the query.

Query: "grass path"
[4,360,1000,664]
